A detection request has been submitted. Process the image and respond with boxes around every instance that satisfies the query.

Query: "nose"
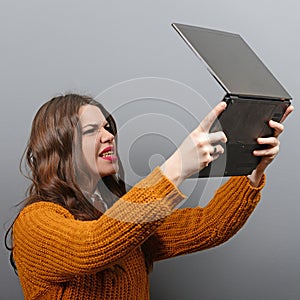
[99,127,114,144]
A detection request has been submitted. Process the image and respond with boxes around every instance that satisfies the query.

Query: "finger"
[257,136,279,147]
[210,144,225,155]
[280,105,294,123]
[211,153,220,160]
[198,102,227,132]
[268,120,284,138]
[208,131,227,144]
[253,146,278,157]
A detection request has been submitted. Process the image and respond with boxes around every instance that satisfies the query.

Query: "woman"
[6,93,293,299]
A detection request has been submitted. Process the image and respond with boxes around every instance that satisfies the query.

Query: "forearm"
[14,167,185,280]
[145,175,265,261]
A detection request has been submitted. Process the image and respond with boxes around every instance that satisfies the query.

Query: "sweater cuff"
[218,173,266,206]
[129,167,186,198]
[105,167,186,224]
[245,173,266,190]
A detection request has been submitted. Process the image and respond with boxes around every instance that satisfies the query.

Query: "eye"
[83,129,94,135]
[82,127,98,135]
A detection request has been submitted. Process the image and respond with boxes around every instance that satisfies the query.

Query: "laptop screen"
[172,23,291,100]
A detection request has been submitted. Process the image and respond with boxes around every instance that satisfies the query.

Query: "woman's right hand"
[161,102,227,186]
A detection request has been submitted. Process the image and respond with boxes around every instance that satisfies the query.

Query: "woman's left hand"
[247,105,294,186]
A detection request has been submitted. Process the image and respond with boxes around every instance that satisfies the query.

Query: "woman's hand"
[247,105,294,187]
[161,102,227,186]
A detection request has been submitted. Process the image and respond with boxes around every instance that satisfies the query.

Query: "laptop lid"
[172,23,291,100]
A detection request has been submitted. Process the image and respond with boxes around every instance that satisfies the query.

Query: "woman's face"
[78,104,118,182]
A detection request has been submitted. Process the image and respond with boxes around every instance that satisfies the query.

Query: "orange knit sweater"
[13,167,265,300]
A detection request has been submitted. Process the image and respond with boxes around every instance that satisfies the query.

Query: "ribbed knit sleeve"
[145,175,265,261]
[13,167,185,283]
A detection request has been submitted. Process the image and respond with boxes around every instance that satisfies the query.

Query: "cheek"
[82,137,98,162]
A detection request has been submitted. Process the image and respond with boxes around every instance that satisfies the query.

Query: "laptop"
[172,23,292,177]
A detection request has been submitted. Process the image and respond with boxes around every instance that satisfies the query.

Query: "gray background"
[1,0,299,299]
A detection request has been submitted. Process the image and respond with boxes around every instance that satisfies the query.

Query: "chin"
[99,166,118,178]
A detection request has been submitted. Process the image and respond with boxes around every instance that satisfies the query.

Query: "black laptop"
[172,23,292,177]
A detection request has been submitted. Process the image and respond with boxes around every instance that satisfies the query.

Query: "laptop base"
[195,95,290,177]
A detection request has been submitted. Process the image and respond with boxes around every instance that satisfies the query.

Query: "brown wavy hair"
[5,93,130,271]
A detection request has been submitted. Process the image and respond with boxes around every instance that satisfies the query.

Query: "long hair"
[5,93,129,272]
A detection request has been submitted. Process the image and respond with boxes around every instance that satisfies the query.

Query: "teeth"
[101,151,113,157]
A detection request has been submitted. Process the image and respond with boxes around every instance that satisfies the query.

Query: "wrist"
[247,168,264,187]
[161,157,183,187]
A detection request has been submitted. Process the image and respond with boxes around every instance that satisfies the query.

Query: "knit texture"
[13,167,265,300]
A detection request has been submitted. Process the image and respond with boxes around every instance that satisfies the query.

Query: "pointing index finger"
[198,102,227,132]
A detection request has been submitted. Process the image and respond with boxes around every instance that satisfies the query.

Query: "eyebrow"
[82,120,108,129]
[82,123,99,129]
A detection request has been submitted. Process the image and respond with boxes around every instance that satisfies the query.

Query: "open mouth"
[99,147,118,162]
[100,150,114,158]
